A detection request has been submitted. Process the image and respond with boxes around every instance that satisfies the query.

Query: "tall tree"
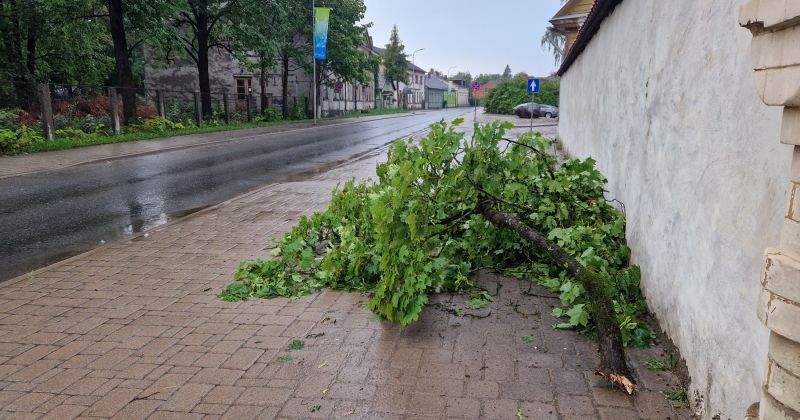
[227,0,283,114]
[0,0,112,107]
[271,0,310,118]
[310,0,371,117]
[501,64,512,79]
[541,28,565,66]
[382,25,407,104]
[107,0,136,124]
[475,73,501,85]
[167,0,242,116]
[106,0,167,124]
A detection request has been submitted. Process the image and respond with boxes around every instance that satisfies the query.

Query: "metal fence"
[0,81,310,141]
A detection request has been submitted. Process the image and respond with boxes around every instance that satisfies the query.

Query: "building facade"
[554,0,795,418]
[144,35,378,118]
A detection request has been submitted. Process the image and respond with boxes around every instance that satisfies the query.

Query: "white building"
[554,0,799,418]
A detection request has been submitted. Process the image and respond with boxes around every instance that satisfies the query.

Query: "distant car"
[540,105,559,118]
[514,102,541,119]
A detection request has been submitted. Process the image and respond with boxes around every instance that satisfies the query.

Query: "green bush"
[0,126,45,155]
[484,76,531,115]
[0,109,21,131]
[55,128,90,138]
[537,79,560,107]
[256,107,283,122]
[139,116,185,132]
[484,77,560,115]
[0,129,16,154]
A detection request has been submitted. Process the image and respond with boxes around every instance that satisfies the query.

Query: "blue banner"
[314,7,330,60]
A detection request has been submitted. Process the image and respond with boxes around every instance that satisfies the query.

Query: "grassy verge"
[8,107,410,156]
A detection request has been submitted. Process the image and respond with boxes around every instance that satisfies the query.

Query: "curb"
[0,111,420,180]
[0,116,456,287]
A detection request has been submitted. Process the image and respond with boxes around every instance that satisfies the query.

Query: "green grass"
[6,107,410,156]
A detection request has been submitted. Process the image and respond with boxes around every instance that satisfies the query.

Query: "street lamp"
[411,48,425,113]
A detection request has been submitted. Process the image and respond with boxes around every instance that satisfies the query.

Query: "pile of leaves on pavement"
[220,119,654,347]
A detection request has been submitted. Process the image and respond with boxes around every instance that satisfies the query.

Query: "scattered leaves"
[667,390,689,408]
[645,355,677,371]
[464,291,494,310]
[309,404,321,413]
[516,407,525,420]
[288,340,305,351]
[521,336,535,344]
[277,354,292,363]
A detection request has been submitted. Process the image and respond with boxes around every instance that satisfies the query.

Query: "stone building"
[143,33,379,118]
[553,0,799,418]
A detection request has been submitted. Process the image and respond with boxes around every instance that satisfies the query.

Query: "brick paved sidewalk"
[0,112,413,179]
[0,119,691,419]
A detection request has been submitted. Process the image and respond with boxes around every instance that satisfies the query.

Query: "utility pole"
[312,0,317,124]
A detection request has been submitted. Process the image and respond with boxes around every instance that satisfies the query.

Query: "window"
[235,77,251,100]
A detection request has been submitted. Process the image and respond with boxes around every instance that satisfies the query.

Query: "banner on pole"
[314,7,331,60]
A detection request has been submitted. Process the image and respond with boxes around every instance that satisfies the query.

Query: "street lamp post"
[411,48,424,114]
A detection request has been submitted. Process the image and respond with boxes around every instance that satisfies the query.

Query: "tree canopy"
[383,25,408,93]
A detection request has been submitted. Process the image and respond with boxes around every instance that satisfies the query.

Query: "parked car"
[540,105,559,118]
[514,102,542,119]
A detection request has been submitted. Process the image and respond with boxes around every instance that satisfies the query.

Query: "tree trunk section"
[281,53,289,118]
[259,57,268,114]
[108,0,136,125]
[478,200,638,394]
[196,7,212,117]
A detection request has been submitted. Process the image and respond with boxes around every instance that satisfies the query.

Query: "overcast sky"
[361,0,564,78]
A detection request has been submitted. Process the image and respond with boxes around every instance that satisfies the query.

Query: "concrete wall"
[558,0,792,417]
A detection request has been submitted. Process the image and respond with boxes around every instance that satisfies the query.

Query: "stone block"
[768,333,800,376]
[762,251,800,302]
[760,391,800,420]
[789,2,800,21]
[781,217,800,255]
[782,109,800,146]
[792,147,800,183]
[784,26,800,68]
[758,288,800,343]
[752,31,780,70]
[764,67,800,107]
[790,183,800,222]
[758,0,788,30]
[765,359,800,412]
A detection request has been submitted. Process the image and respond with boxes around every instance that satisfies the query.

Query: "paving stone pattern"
[0,117,691,419]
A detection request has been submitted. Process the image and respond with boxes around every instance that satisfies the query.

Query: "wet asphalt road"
[0,109,469,281]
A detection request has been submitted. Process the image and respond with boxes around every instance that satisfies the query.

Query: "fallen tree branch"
[478,199,638,394]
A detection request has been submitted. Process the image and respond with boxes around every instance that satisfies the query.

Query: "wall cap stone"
[758,288,800,343]
[740,0,800,106]
[762,250,800,302]
[765,359,800,413]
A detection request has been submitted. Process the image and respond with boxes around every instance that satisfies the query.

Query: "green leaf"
[288,340,305,351]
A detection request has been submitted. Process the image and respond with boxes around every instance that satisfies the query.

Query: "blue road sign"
[527,78,540,93]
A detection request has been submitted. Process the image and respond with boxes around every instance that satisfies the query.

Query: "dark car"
[514,102,542,119]
[540,105,559,118]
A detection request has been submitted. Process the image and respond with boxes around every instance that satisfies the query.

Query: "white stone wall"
[558,0,792,417]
